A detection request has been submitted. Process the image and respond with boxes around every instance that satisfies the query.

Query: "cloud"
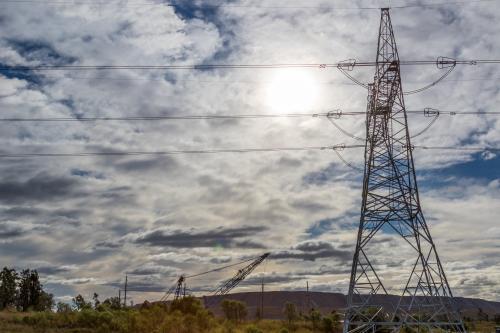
[115,156,179,173]
[35,264,76,275]
[0,173,82,204]
[134,225,268,249]
[243,272,302,285]
[128,263,178,277]
[271,240,351,262]
[0,221,26,238]
[0,0,498,304]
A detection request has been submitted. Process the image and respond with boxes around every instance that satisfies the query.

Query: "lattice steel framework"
[343,9,466,333]
[213,253,270,296]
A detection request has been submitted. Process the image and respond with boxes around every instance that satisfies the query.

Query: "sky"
[0,0,499,305]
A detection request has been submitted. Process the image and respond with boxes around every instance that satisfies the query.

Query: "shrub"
[309,309,322,331]
[170,296,205,316]
[56,301,72,313]
[245,324,263,333]
[221,299,248,323]
[322,312,341,333]
[283,302,299,325]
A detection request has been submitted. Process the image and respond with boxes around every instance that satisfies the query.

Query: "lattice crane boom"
[213,253,270,296]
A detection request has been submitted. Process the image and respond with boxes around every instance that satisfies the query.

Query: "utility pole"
[260,278,264,319]
[123,275,128,308]
[306,281,311,312]
[343,8,465,333]
[118,289,121,307]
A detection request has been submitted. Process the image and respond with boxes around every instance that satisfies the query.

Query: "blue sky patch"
[169,1,219,21]
[170,1,237,65]
[8,39,77,65]
[302,162,362,186]
[0,63,42,85]
[420,152,499,190]
[306,214,359,238]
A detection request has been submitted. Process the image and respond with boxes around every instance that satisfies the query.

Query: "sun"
[266,70,318,113]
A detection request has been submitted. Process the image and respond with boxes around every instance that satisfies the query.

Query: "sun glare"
[266,70,318,113]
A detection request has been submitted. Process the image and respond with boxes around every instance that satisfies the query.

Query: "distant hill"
[193,291,500,320]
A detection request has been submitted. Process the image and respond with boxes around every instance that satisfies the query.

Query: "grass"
[0,298,495,333]
[0,311,313,333]
[0,307,334,333]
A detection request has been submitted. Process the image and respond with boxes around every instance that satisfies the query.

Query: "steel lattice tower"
[343,9,466,333]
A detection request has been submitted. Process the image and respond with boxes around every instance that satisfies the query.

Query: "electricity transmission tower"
[344,9,466,333]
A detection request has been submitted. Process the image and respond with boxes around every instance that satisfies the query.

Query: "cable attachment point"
[333,144,346,151]
[404,59,456,95]
[326,109,343,119]
[324,143,346,152]
[401,144,415,151]
[436,56,456,69]
[337,59,356,71]
[424,108,440,117]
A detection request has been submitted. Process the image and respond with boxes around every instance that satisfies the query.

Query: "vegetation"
[221,299,248,322]
[0,295,343,333]
[283,302,299,327]
[0,267,53,312]
[0,267,497,332]
[0,296,497,333]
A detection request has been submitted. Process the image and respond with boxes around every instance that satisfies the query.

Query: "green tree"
[17,269,43,311]
[35,291,54,311]
[322,311,342,333]
[72,294,92,311]
[309,309,322,332]
[170,296,206,315]
[92,292,100,309]
[221,299,248,322]
[283,302,299,326]
[162,297,215,332]
[56,301,72,313]
[0,267,18,309]
[102,296,121,310]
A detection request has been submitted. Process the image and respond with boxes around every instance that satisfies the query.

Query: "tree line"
[0,267,54,312]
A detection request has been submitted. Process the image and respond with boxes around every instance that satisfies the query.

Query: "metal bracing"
[213,253,270,296]
[174,275,186,300]
[344,9,466,333]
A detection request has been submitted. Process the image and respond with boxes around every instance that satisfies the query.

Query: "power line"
[0,110,497,122]
[35,74,500,84]
[330,110,500,116]
[1,59,499,72]
[0,63,363,71]
[0,145,496,159]
[0,0,497,9]
[0,109,497,123]
[0,112,331,122]
[186,256,260,279]
[0,145,361,158]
